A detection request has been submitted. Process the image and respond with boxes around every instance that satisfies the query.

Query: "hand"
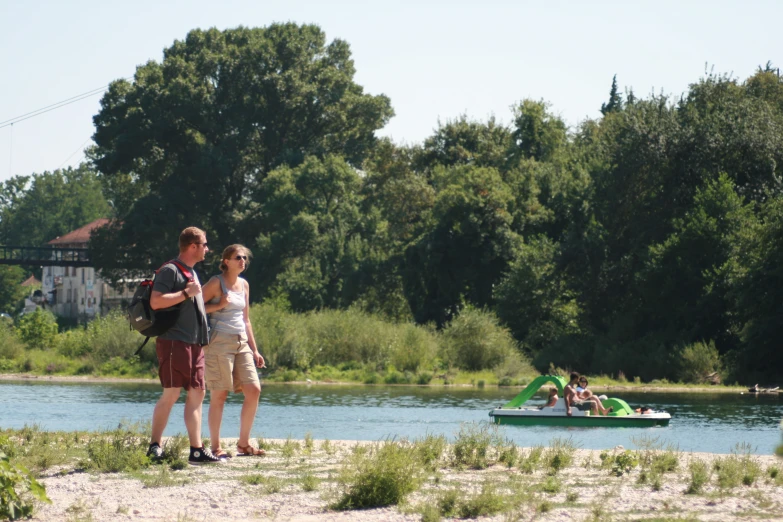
[254,351,266,369]
[217,293,229,309]
[184,281,202,297]
[567,407,572,417]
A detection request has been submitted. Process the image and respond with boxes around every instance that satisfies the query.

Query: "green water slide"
[501,375,567,409]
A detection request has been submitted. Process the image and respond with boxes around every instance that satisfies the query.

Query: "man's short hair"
[570,371,580,381]
[179,227,206,252]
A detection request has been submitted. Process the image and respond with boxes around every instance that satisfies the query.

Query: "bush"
[686,459,710,494]
[333,441,424,510]
[250,304,439,373]
[0,451,50,520]
[451,422,506,470]
[678,340,721,384]
[0,323,23,361]
[15,310,58,350]
[83,426,150,473]
[441,307,521,372]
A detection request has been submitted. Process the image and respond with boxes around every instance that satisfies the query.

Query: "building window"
[81,297,85,305]
[71,266,76,276]
[67,289,72,303]
[82,269,85,284]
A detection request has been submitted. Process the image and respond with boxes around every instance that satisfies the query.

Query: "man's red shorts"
[155,339,205,390]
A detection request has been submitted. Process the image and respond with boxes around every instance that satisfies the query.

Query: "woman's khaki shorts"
[204,330,260,393]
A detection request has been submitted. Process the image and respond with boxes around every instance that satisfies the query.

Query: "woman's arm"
[243,279,265,368]
[203,277,228,314]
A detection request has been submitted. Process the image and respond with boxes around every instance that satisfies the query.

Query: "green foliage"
[677,341,722,384]
[82,425,150,473]
[440,307,526,372]
[518,445,544,474]
[713,444,762,489]
[0,165,111,248]
[600,450,639,476]
[451,422,506,470]
[91,23,392,281]
[15,310,58,350]
[0,451,50,520]
[457,482,507,518]
[0,266,29,316]
[686,459,710,494]
[413,433,447,471]
[544,437,577,474]
[333,440,424,510]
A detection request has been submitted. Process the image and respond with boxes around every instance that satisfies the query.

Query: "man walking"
[147,227,220,464]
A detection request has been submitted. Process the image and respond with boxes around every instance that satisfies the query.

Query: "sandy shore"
[28,437,783,522]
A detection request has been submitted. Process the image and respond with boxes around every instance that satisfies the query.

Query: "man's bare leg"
[151,387,182,445]
[208,390,229,452]
[184,388,206,447]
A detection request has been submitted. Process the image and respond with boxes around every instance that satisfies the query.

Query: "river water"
[1,380,780,455]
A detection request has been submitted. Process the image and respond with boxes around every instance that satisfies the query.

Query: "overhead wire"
[0,77,132,130]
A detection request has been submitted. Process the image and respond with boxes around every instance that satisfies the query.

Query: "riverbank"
[0,372,758,394]
[19,434,783,522]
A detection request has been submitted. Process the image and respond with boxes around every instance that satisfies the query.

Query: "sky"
[1,0,780,182]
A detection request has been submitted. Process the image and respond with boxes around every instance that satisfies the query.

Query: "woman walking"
[203,244,265,457]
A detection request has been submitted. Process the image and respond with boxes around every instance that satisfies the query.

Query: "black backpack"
[128,259,193,355]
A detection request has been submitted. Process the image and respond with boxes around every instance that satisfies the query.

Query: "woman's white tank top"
[208,275,246,335]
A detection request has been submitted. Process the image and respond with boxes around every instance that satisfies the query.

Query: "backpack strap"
[134,336,151,356]
[217,274,228,295]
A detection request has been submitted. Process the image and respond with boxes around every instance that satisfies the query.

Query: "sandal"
[212,448,232,459]
[236,443,266,457]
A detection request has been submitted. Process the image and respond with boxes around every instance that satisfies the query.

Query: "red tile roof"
[48,218,110,246]
[21,275,41,287]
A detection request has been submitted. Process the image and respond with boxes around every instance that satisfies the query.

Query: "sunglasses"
[193,242,208,248]
[233,255,248,261]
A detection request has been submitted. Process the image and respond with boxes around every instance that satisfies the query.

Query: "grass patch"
[544,437,578,474]
[451,422,507,469]
[518,445,544,474]
[713,443,762,489]
[413,433,447,471]
[82,424,149,473]
[140,466,189,488]
[333,440,424,510]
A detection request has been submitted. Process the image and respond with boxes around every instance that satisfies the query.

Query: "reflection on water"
[0,381,780,454]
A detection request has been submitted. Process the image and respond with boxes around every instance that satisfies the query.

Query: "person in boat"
[542,387,559,408]
[202,244,266,458]
[565,373,612,416]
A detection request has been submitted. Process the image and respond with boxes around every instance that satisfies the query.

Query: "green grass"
[333,440,424,510]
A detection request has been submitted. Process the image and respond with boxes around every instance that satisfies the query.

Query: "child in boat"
[542,387,558,408]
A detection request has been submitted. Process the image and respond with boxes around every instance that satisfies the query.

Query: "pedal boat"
[489,375,671,427]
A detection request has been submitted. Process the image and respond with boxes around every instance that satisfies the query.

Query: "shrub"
[677,340,721,384]
[544,437,577,474]
[458,482,506,518]
[15,310,58,350]
[452,422,505,470]
[713,445,762,489]
[686,459,710,494]
[414,433,447,471]
[333,440,424,510]
[0,451,50,520]
[83,426,149,473]
[0,323,23,361]
[441,307,521,372]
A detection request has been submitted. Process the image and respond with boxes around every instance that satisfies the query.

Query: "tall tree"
[0,164,111,246]
[90,24,393,274]
[600,74,623,115]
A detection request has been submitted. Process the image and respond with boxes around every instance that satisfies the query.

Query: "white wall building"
[42,219,135,320]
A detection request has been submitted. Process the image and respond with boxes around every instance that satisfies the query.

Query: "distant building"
[42,219,135,320]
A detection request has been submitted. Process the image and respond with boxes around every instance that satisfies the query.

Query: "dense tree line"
[2,24,781,383]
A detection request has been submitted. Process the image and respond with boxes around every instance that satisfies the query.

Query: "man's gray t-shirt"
[152,261,209,345]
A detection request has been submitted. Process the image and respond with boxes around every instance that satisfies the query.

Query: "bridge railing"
[0,246,92,267]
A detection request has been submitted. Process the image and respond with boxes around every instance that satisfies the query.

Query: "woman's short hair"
[220,244,252,273]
